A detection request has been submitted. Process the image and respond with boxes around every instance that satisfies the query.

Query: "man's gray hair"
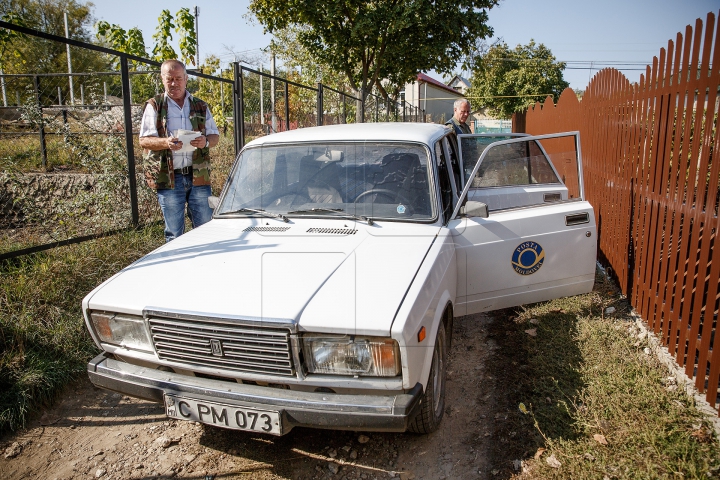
[161,59,187,75]
[454,98,471,110]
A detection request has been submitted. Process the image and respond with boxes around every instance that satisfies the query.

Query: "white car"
[83,123,596,435]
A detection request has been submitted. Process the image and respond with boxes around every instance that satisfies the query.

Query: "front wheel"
[408,323,447,434]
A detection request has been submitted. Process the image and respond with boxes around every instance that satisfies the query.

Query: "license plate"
[164,394,282,435]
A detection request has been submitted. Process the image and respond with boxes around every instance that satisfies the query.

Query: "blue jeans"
[156,174,213,242]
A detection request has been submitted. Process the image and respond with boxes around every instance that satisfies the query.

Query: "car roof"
[244,122,451,147]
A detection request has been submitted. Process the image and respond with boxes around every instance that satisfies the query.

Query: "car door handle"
[565,212,589,226]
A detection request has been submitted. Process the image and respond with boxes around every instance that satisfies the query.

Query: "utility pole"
[270,54,277,133]
[64,11,75,104]
[193,6,200,67]
[259,64,264,132]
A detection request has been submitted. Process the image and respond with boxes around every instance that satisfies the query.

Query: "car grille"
[148,316,294,376]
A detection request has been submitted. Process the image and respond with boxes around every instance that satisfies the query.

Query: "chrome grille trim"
[148,316,295,377]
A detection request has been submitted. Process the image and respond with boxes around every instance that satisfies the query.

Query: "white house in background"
[447,75,471,95]
[402,73,464,124]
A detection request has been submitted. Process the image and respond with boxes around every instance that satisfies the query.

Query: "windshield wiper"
[218,207,288,223]
[287,207,374,225]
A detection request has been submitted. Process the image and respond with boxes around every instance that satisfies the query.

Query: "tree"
[95,8,196,65]
[468,40,569,119]
[0,0,107,74]
[95,21,147,59]
[269,25,348,91]
[249,0,498,103]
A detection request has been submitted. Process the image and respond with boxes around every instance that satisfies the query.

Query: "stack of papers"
[175,129,201,153]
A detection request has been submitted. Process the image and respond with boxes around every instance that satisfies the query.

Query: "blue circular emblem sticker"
[511,241,545,275]
[397,205,406,214]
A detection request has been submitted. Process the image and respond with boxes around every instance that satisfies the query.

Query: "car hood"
[85,218,439,336]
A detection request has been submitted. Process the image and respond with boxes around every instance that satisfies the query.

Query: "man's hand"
[190,134,219,149]
[168,136,182,151]
[189,135,207,149]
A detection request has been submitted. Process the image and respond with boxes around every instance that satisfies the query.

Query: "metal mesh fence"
[0,28,235,259]
[237,66,428,146]
[1,20,429,259]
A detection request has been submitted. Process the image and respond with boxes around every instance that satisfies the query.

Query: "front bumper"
[88,353,422,435]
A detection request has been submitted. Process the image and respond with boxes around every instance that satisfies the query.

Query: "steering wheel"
[353,189,413,214]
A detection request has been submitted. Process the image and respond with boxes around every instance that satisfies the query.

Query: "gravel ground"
[1,312,528,479]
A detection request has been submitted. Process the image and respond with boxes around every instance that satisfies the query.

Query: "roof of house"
[416,73,462,96]
[448,75,471,88]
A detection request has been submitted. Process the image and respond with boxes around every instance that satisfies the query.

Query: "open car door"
[450,132,597,316]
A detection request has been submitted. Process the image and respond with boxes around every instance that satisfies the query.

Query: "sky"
[89,0,719,91]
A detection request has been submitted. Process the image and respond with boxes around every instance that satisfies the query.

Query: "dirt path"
[1,312,529,480]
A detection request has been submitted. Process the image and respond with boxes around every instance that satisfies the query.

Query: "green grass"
[502,273,719,479]
[0,224,165,432]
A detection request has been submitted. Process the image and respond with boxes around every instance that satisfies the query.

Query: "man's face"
[161,65,187,103]
[454,102,470,123]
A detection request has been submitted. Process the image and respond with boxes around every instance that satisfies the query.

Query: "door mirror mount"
[208,196,220,210]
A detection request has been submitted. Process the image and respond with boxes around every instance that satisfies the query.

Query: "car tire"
[408,322,447,434]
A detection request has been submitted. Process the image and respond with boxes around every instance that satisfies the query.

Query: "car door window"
[459,135,572,212]
[460,135,525,182]
[468,140,560,187]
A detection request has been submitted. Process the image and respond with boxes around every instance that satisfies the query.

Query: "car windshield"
[217,142,435,221]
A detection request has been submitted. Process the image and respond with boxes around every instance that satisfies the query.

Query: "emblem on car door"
[512,241,545,275]
[210,339,224,356]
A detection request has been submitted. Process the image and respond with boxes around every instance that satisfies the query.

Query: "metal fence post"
[360,88,365,123]
[33,75,47,168]
[284,80,289,131]
[233,62,244,153]
[119,56,139,227]
[317,82,323,126]
[58,87,68,125]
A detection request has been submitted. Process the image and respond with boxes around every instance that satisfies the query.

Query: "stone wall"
[1,173,97,228]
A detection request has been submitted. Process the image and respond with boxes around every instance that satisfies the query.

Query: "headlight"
[90,311,153,352]
[302,335,401,377]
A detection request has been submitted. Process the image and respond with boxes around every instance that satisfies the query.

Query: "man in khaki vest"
[139,59,220,242]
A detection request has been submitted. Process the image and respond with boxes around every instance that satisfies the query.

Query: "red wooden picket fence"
[517,11,720,413]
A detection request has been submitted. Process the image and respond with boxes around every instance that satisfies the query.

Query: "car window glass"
[463,135,580,212]
[218,142,435,221]
[472,140,560,188]
[460,135,520,182]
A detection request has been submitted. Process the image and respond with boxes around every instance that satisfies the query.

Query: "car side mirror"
[460,200,488,218]
[208,196,220,210]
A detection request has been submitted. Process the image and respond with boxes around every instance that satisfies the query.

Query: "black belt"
[173,166,192,175]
